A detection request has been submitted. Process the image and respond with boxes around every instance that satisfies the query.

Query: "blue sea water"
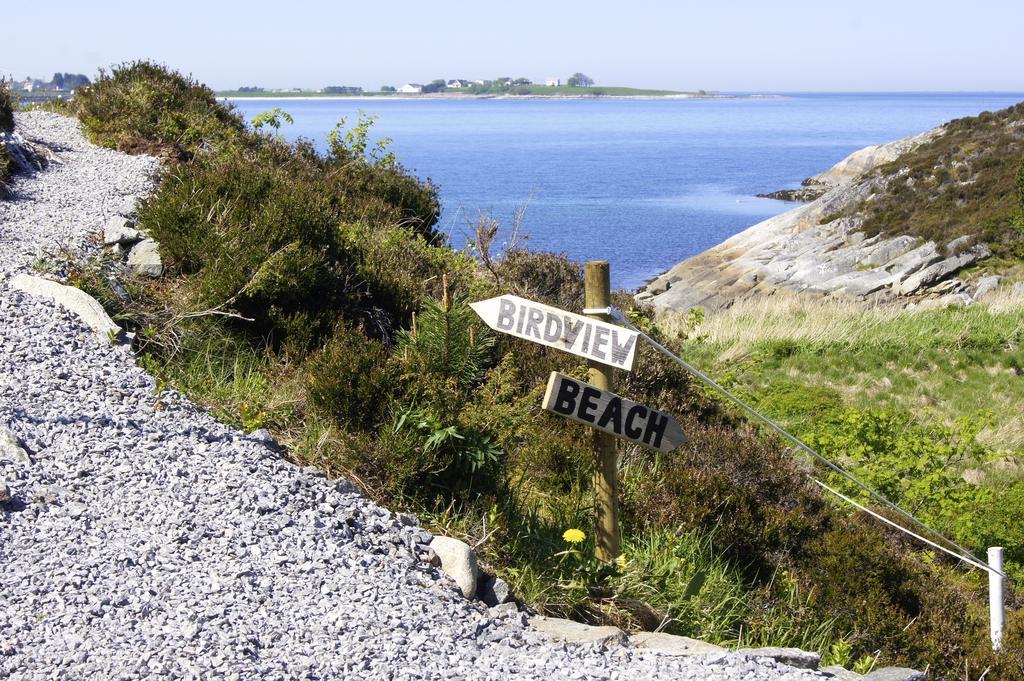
[229,93,1024,290]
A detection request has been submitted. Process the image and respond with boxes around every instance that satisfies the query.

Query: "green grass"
[674,293,1024,450]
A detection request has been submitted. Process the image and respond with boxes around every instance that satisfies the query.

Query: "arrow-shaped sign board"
[470,295,639,371]
[542,372,686,452]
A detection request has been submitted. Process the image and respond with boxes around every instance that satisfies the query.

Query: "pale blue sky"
[4,0,1022,91]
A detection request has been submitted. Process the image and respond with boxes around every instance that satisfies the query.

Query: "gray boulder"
[897,243,991,295]
[478,575,511,606]
[821,665,863,680]
[630,632,725,656]
[428,536,479,598]
[862,668,926,681]
[10,274,121,342]
[735,646,821,670]
[972,275,1001,301]
[127,238,163,277]
[528,616,626,648]
[0,427,30,466]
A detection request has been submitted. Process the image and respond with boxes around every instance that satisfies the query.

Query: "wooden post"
[584,261,620,562]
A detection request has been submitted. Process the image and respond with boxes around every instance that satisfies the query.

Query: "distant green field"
[217,85,697,98]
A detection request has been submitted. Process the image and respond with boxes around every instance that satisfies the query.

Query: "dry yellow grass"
[656,288,1024,356]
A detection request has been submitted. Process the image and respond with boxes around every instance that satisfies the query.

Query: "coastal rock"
[896,243,991,295]
[972,275,1001,300]
[127,238,163,277]
[428,536,479,598]
[821,666,862,680]
[10,274,121,342]
[641,124,989,312]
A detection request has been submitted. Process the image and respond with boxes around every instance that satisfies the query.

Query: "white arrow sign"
[470,295,639,370]
[542,372,686,452]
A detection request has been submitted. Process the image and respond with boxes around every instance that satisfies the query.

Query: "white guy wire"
[607,306,1003,578]
[814,480,1003,576]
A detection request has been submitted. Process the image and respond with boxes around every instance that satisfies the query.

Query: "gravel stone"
[0,111,828,680]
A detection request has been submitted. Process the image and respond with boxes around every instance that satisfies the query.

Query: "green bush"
[0,81,14,133]
[306,322,397,429]
[73,61,246,157]
[851,102,1024,258]
[139,140,358,348]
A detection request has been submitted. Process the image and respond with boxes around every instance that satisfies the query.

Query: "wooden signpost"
[469,293,639,371]
[470,261,682,562]
[542,372,686,453]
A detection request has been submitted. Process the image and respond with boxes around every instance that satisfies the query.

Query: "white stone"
[127,238,163,277]
[0,427,30,466]
[10,274,121,342]
[102,216,140,246]
[428,536,479,598]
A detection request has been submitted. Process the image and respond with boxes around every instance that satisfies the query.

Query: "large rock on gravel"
[102,216,141,246]
[862,668,925,681]
[9,274,121,342]
[528,616,627,648]
[0,426,30,466]
[821,665,862,680]
[127,238,163,277]
[630,631,725,655]
[736,647,820,670]
[429,536,479,598]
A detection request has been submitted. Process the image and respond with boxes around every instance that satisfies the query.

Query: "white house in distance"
[447,79,471,89]
[545,77,560,87]
[398,83,423,94]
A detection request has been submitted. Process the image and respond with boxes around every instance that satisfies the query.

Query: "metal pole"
[989,546,1005,651]
[584,261,619,562]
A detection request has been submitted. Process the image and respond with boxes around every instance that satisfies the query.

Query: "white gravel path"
[0,112,828,680]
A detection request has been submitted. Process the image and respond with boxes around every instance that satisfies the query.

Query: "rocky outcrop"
[642,125,994,312]
[757,127,943,204]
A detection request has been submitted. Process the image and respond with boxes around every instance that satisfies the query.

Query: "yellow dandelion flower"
[562,528,586,544]
[615,555,628,570]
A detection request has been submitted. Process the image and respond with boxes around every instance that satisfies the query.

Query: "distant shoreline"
[219,93,784,102]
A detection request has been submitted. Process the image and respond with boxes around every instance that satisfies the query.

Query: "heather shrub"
[73,61,246,157]
[306,322,398,429]
[0,81,14,133]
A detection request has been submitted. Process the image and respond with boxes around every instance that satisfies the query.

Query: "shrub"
[0,81,14,133]
[306,322,397,429]
[139,139,359,349]
[850,102,1024,258]
[73,61,246,157]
